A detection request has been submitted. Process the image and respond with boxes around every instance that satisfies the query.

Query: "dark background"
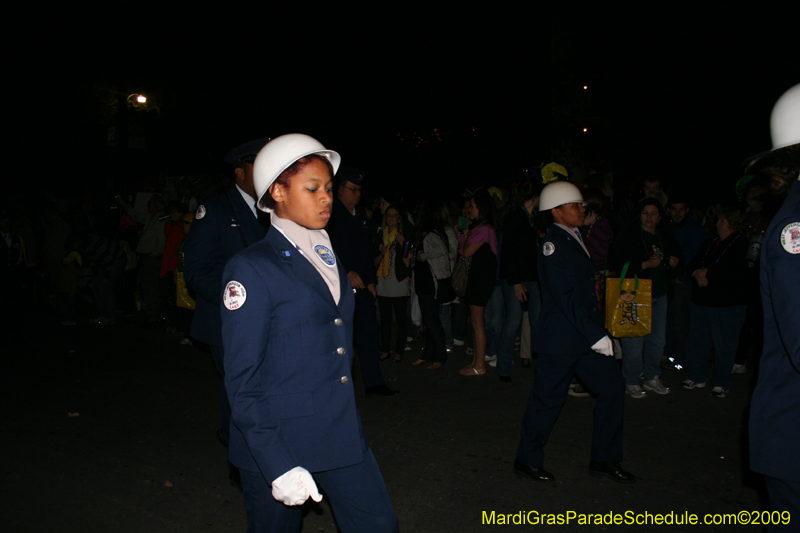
[11,5,799,205]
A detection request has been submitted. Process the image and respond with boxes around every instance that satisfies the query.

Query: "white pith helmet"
[539,181,585,211]
[771,83,800,151]
[253,134,341,212]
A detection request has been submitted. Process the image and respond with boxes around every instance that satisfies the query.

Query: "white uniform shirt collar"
[235,184,258,219]
[554,223,591,258]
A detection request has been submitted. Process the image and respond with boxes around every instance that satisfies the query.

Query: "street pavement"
[3,312,767,532]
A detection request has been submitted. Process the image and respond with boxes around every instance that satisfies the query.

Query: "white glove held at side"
[271,466,323,506]
[591,335,614,357]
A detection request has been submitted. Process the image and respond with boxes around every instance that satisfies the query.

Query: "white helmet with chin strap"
[771,83,800,151]
[253,134,341,212]
[538,180,585,211]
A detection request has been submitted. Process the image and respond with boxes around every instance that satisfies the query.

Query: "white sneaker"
[681,379,706,390]
[642,377,671,395]
[180,338,193,346]
[453,339,465,346]
[711,386,729,398]
[626,385,647,398]
[732,364,747,374]
[466,347,474,356]
[488,359,497,368]
[484,354,498,362]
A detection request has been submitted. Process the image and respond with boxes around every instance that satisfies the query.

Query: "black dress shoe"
[365,385,400,397]
[499,375,512,384]
[513,460,555,482]
[216,427,228,447]
[588,460,636,483]
[228,462,242,492]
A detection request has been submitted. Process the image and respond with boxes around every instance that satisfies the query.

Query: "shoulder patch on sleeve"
[780,222,800,254]
[196,205,206,220]
[543,241,555,256]
[223,280,246,310]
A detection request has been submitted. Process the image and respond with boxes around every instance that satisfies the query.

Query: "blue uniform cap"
[224,138,271,166]
[337,165,364,186]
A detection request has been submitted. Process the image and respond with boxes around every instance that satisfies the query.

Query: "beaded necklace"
[640,227,668,268]
[699,232,742,268]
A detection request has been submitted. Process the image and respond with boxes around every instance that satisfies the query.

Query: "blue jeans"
[93,256,127,320]
[450,300,470,346]
[484,284,504,356]
[419,293,447,363]
[685,304,747,389]
[496,281,541,377]
[620,294,668,385]
[439,303,453,347]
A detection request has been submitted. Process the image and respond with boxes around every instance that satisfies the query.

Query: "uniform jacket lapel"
[266,230,342,311]
[227,188,267,245]
[551,226,583,257]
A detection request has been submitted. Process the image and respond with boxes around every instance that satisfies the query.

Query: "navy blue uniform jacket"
[535,225,607,355]
[221,229,368,483]
[326,199,377,286]
[750,180,800,482]
[184,188,267,346]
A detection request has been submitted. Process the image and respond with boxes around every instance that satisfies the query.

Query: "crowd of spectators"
[1,157,792,400]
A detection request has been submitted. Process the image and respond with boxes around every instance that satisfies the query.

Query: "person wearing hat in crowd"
[325,166,399,397]
[514,180,634,484]
[221,134,398,532]
[749,83,800,531]
[183,138,270,478]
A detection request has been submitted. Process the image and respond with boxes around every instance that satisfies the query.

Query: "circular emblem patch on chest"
[543,241,556,256]
[196,205,206,220]
[313,244,337,266]
[223,280,246,310]
[780,222,800,254]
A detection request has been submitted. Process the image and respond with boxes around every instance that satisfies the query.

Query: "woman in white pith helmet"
[220,134,398,533]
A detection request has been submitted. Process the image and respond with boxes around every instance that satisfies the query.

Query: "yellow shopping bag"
[605,262,652,337]
[176,271,196,311]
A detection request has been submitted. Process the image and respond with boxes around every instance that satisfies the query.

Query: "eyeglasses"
[342,184,362,193]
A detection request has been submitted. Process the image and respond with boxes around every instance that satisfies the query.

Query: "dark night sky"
[13,5,799,203]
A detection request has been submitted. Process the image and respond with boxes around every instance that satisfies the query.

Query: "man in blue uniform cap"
[749,83,800,531]
[184,138,270,466]
[326,166,399,397]
[514,180,634,484]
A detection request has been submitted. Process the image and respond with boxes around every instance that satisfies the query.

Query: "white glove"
[271,466,323,506]
[591,335,614,357]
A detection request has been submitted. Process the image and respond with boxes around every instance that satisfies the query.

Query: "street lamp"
[127,93,148,109]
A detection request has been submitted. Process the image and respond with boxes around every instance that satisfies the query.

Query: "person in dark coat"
[514,181,634,484]
[496,181,541,381]
[681,207,751,397]
[326,166,398,397]
[222,134,398,532]
[184,138,270,451]
[609,198,684,398]
[749,82,800,531]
